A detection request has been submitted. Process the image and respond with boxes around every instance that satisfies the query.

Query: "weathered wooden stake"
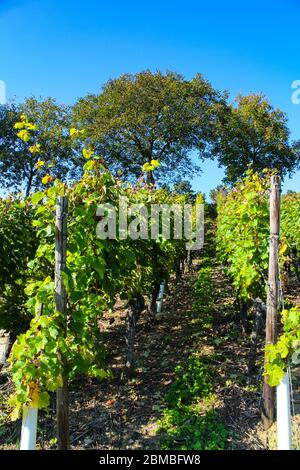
[262,175,281,430]
[55,196,70,450]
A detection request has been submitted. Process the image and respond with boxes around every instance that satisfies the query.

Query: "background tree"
[72,71,227,184]
[0,98,78,196]
[173,180,196,202]
[209,184,227,204]
[216,94,300,183]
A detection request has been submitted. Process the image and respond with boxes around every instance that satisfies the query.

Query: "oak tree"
[72,71,227,184]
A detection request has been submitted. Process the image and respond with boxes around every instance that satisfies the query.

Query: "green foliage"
[172,180,196,202]
[281,192,300,273]
[158,355,226,450]
[209,185,227,204]
[166,357,213,407]
[0,197,38,334]
[193,264,213,310]
[216,170,299,307]
[217,94,299,183]
[265,307,300,386]
[8,152,189,417]
[0,98,76,196]
[159,407,227,450]
[216,170,271,301]
[72,70,227,183]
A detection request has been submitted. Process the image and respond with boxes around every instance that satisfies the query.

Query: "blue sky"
[0,0,299,196]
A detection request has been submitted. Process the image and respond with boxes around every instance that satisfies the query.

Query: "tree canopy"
[216,94,300,183]
[0,98,77,196]
[72,71,227,184]
[0,78,299,195]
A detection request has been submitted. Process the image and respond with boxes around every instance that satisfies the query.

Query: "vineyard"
[2,0,300,460]
[0,97,298,454]
[0,129,299,451]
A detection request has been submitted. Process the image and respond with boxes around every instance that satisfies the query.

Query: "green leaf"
[31,192,45,205]
[267,364,285,387]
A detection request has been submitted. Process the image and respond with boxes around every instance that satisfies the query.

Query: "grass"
[157,258,228,450]
[157,352,227,450]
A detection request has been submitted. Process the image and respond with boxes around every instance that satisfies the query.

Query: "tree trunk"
[150,282,160,315]
[0,331,10,367]
[164,280,170,296]
[146,170,155,185]
[239,299,249,334]
[248,298,265,374]
[125,295,145,378]
[25,173,33,198]
[56,372,69,450]
[175,257,181,282]
[181,258,185,275]
[187,250,192,271]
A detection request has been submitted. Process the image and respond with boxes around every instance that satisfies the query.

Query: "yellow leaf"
[82,147,94,159]
[280,242,288,255]
[142,160,160,172]
[8,394,22,421]
[14,122,25,129]
[17,130,30,142]
[70,127,85,138]
[25,122,37,130]
[25,382,40,408]
[150,159,160,168]
[142,162,152,172]
[10,406,21,422]
[29,144,41,154]
[35,160,45,169]
[42,174,53,185]
[69,127,78,137]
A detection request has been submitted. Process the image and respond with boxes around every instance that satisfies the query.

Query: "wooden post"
[55,196,70,450]
[262,175,281,430]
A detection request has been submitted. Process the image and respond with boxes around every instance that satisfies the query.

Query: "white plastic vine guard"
[277,371,292,450]
[20,405,38,450]
[156,281,165,314]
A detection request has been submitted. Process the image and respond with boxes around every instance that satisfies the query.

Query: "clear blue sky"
[1,0,299,196]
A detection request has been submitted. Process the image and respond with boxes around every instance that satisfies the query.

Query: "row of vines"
[215,169,300,387]
[0,116,205,444]
[2,170,194,415]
